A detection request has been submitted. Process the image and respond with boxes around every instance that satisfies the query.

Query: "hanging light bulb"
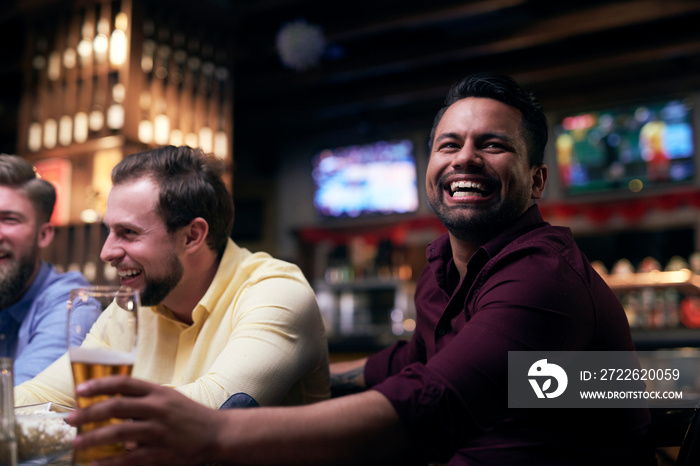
[107,83,125,130]
[199,127,212,153]
[63,47,77,70]
[77,37,92,63]
[109,29,127,66]
[109,11,128,66]
[28,122,42,152]
[47,51,61,81]
[214,131,228,159]
[74,111,89,143]
[154,113,170,145]
[184,132,198,148]
[94,18,109,64]
[58,115,73,146]
[115,12,128,31]
[93,34,109,61]
[169,129,183,146]
[138,119,154,144]
[43,118,58,149]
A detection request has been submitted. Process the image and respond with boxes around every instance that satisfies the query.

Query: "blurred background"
[1,0,700,355]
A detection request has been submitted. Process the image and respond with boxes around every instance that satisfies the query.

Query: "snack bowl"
[15,403,75,465]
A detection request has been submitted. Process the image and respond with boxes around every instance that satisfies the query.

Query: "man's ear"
[37,222,55,249]
[182,217,209,253]
[531,164,548,200]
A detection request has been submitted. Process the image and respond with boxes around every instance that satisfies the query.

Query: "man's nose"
[100,233,122,263]
[451,146,484,169]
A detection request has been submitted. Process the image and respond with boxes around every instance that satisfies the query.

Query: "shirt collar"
[478,204,547,259]
[425,205,547,290]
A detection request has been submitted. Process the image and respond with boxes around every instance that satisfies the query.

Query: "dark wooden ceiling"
[228,0,700,161]
[2,0,700,173]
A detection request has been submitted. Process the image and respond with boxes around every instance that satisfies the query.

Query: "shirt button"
[0,334,5,341]
[437,328,446,336]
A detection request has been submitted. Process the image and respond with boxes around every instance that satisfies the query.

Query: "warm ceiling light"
[115,12,128,31]
[109,29,127,66]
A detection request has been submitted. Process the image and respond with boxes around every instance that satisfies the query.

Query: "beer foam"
[69,346,136,365]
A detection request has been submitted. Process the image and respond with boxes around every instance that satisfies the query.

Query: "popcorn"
[14,408,75,462]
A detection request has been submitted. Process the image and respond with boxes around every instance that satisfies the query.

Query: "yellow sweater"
[15,239,330,409]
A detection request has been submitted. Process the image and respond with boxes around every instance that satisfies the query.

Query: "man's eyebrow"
[434,131,517,144]
[104,221,140,231]
[0,209,26,219]
[477,132,517,144]
[433,132,461,144]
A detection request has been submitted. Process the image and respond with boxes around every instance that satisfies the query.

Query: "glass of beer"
[67,286,139,465]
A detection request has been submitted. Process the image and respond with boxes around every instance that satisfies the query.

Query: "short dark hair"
[111,146,234,256]
[0,154,55,223]
[428,72,548,166]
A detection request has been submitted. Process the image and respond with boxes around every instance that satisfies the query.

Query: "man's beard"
[427,185,530,244]
[0,243,39,309]
[140,252,184,307]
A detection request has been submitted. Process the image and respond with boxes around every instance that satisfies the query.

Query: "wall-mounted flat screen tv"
[555,99,694,195]
[312,139,419,218]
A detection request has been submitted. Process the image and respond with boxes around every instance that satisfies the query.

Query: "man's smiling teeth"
[118,269,141,279]
[450,180,486,198]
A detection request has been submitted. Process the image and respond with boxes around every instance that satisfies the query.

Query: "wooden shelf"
[632,328,700,351]
[604,270,700,293]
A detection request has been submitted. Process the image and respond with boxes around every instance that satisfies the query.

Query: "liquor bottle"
[58,80,74,146]
[183,36,201,148]
[106,71,125,131]
[44,15,67,149]
[88,74,105,135]
[168,30,186,146]
[27,35,48,152]
[109,3,128,68]
[59,12,80,147]
[196,42,214,153]
[0,358,17,466]
[213,47,229,159]
[93,2,110,66]
[138,18,156,144]
[43,81,59,150]
[73,6,91,144]
[73,77,90,143]
[77,6,94,70]
[152,25,171,145]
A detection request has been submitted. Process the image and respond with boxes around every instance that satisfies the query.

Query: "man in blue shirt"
[0,154,98,384]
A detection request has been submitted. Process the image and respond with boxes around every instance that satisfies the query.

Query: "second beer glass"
[67,286,139,465]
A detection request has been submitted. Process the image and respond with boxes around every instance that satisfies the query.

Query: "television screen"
[555,99,694,195]
[312,139,419,218]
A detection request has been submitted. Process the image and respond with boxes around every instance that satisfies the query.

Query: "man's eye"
[439,142,460,150]
[117,228,137,238]
[483,142,506,150]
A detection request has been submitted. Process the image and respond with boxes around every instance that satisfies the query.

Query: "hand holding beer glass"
[67,286,139,465]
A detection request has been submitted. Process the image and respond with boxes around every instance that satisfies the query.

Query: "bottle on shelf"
[213,47,229,159]
[197,41,215,154]
[27,35,48,152]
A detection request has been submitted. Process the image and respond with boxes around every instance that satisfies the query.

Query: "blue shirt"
[0,261,97,385]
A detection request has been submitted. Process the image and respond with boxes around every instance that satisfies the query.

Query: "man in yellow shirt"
[15,145,329,409]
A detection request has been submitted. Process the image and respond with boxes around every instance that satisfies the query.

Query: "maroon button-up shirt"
[365,205,655,465]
